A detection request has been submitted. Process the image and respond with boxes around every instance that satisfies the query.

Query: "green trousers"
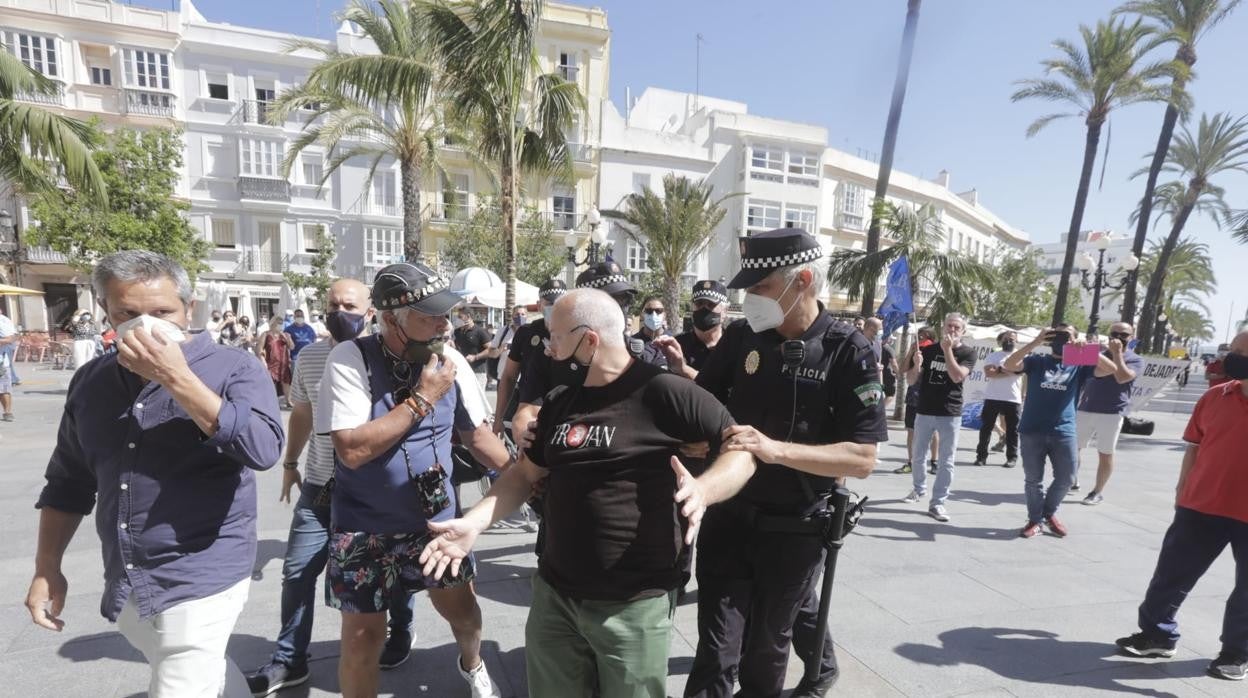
[525,573,676,698]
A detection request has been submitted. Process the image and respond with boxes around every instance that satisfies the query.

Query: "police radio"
[782,340,804,440]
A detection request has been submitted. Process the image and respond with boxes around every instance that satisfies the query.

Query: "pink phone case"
[1062,344,1101,366]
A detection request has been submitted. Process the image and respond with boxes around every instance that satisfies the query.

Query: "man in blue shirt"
[1003,324,1117,539]
[26,250,285,697]
[284,309,318,363]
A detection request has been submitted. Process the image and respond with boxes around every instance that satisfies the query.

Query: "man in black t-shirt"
[452,310,492,376]
[658,279,729,381]
[419,289,756,698]
[686,228,887,698]
[902,313,977,522]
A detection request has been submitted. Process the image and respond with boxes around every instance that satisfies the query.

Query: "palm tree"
[269,0,444,262]
[601,175,739,326]
[424,0,585,312]
[1136,237,1216,318]
[860,0,922,316]
[1116,0,1240,323]
[1136,112,1248,353]
[0,50,105,203]
[1012,17,1171,325]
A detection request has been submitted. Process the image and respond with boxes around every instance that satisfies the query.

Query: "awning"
[0,283,45,296]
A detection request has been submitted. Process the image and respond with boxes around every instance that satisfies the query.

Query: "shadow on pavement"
[895,627,1204,697]
[251,537,287,581]
[950,490,1027,508]
[854,513,1018,542]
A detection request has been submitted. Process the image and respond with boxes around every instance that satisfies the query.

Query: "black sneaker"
[1115,632,1177,658]
[246,661,310,697]
[973,459,987,467]
[1070,482,1081,492]
[1208,650,1248,680]
[1004,459,1017,468]
[380,631,413,670]
[790,669,839,697]
[928,459,938,475]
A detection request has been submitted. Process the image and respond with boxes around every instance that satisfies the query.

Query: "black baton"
[803,487,863,683]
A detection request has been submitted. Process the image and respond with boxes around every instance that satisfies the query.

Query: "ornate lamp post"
[565,207,609,268]
[1077,233,1138,339]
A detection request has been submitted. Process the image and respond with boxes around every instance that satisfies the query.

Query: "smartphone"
[1062,343,1101,366]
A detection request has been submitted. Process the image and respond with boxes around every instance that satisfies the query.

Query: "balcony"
[236,251,289,274]
[353,200,401,218]
[431,202,470,222]
[124,89,175,118]
[238,176,291,202]
[15,84,64,106]
[566,142,592,163]
[241,100,275,126]
[24,246,68,264]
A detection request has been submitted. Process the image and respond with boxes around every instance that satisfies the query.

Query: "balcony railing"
[15,85,64,106]
[355,200,401,218]
[241,100,274,125]
[551,211,577,231]
[124,89,175,117]
[431,202,470,222]
[566,142,592,163]
[238,176,291,202]
[24,246,68,264]
[236,251,289,274]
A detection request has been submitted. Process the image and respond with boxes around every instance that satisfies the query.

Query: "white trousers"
[71,339,96,370]
[115,578,251,698]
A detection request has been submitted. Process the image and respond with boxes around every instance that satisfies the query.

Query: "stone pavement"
[0,363,1239,697]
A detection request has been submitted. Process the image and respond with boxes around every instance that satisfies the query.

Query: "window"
[626,239,649,272]
[301,155,323,186]
[89,66,112,86]
[751,146,783,172]
[784,204,817,232]
[558,51,578,82]
[372,171,397,212]
[211,218,236,248]
[838,182,866,230]
[204,137,233,178]
[552,188,576,230]
[746,199,781,232]
[365,227,402,268]
[205,71,230,100]
[632,172,651,195]
[122,48,171,90]
[788,152,819,178]
[8,33,58,78]
[442,173,469,219]
[301,223,326,253]
[240,138,283,177]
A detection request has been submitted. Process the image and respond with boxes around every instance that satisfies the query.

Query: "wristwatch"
[282,461,300,471]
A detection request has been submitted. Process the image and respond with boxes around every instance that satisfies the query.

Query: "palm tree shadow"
[895,626,1205,696]
[854,514,1017,542]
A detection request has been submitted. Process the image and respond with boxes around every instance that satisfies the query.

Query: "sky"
[156,1,1248,346]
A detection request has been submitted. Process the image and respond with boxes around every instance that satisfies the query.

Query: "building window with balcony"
[558,51,579,82]
[441,173,469,220]
[784,204,817,233]
[301,223,326,253]
[750,145,784,182]
[6,32,59,78]
[837,182,866,230]
[788,151,819,186]
[746,198,781,233]
[122,48,170,90]
[211,218,236,248]
[240,138,284,178]
[632,172,651,195]
[301,154,324,187]
[365,227,402,269]
[552,189,576,231]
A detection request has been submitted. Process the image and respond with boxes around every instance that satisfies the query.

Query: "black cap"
[727,227,824,289]
[371,262,462,315]
[691,279,728,305]
[539,278,568,301]
[575,261,636,299]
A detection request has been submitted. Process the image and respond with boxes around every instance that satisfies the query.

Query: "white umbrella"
[450,267,503,297]
[278,280,294,316]
[236,288,254,322]
[471,279,540,309]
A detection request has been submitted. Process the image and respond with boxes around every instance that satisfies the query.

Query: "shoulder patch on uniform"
[745,349,760,375]
[854,382,884,407]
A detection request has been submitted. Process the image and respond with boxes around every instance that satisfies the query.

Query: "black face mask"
[1223,352,1248,380]
[1001,341,1016,352]
[326,310,368,342]
[395,323,444,365]
[1110,332,1132,345]
[692,308,722,332]
[1048,332,1069,355]
[554,329,594,389]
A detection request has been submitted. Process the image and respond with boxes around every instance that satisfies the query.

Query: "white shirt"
[288,341,336,485]
[205,318,222,343]
[982,349,1023,404]
[316,340,490,436]
[0,314,15,338]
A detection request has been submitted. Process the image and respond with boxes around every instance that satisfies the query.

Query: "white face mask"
[115,314,187,344]
[541,305,554,323]
[643,312,665,332]
[742,275,799,332]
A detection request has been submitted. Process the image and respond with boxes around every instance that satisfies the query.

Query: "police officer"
[684,228,887,698]
[492,278,566,437]
[658,279,729,380]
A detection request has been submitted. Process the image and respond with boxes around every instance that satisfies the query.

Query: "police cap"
[691,279,728,305]
[727,227,824,289]
[539,278,568,301]
[575,260,637,300]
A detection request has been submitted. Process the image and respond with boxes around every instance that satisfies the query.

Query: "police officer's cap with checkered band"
[575,261,637,300]
[691,279,729,305]
[539,278,568,302]
[727,227,824,289]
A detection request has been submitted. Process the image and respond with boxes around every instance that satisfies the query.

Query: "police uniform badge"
[531,335,541,346]
[745,349,760,375]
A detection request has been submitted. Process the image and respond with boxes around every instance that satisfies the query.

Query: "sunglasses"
[642,308,664,315]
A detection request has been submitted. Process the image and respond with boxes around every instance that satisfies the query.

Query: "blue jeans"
[272,483,415,668]
[911,414,960,506]
[1138,507,1248,655]
[1019,431,1077,524]
[1,343,18,383]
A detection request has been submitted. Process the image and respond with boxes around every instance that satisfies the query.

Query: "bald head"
[863,317,883,339]
[551,289,625,348]
[1231,330,1248,355]
[327,278,372,315]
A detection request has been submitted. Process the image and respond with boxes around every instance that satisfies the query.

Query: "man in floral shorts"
[317,262,511,698]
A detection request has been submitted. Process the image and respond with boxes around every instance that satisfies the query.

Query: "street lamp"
[1078,233,1138,339]
[566,206,611,268]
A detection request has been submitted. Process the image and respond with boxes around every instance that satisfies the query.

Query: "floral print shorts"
[325,529,476,613]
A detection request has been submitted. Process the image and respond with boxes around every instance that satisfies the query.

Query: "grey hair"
[944,312,967,329]
[558,289,624,347]
[92,250,193,307]
[779,254,829,297]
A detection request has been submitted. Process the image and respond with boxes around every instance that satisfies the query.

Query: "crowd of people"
[18,238,1248,698]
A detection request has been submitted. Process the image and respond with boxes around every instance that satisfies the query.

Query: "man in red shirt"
[1115,330,1248,681]
[1205,348,1232,388]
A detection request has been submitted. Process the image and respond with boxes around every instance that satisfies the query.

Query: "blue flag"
[877,256,913,338]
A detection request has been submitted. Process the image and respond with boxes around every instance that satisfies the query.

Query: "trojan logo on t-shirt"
[550,421,617,449]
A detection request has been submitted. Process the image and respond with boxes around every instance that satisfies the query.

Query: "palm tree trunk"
[860,0,921,316]
[1122,91,1183,324]
[501,154,518,314]
[663,272,680,333]
[1051,121,1103,326]
[1138,201,1196,354]
[400,157,423,263]
[892,322,911,421]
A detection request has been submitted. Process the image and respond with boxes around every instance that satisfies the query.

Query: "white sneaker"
[902,490,921,504]
[458,655,500,698]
